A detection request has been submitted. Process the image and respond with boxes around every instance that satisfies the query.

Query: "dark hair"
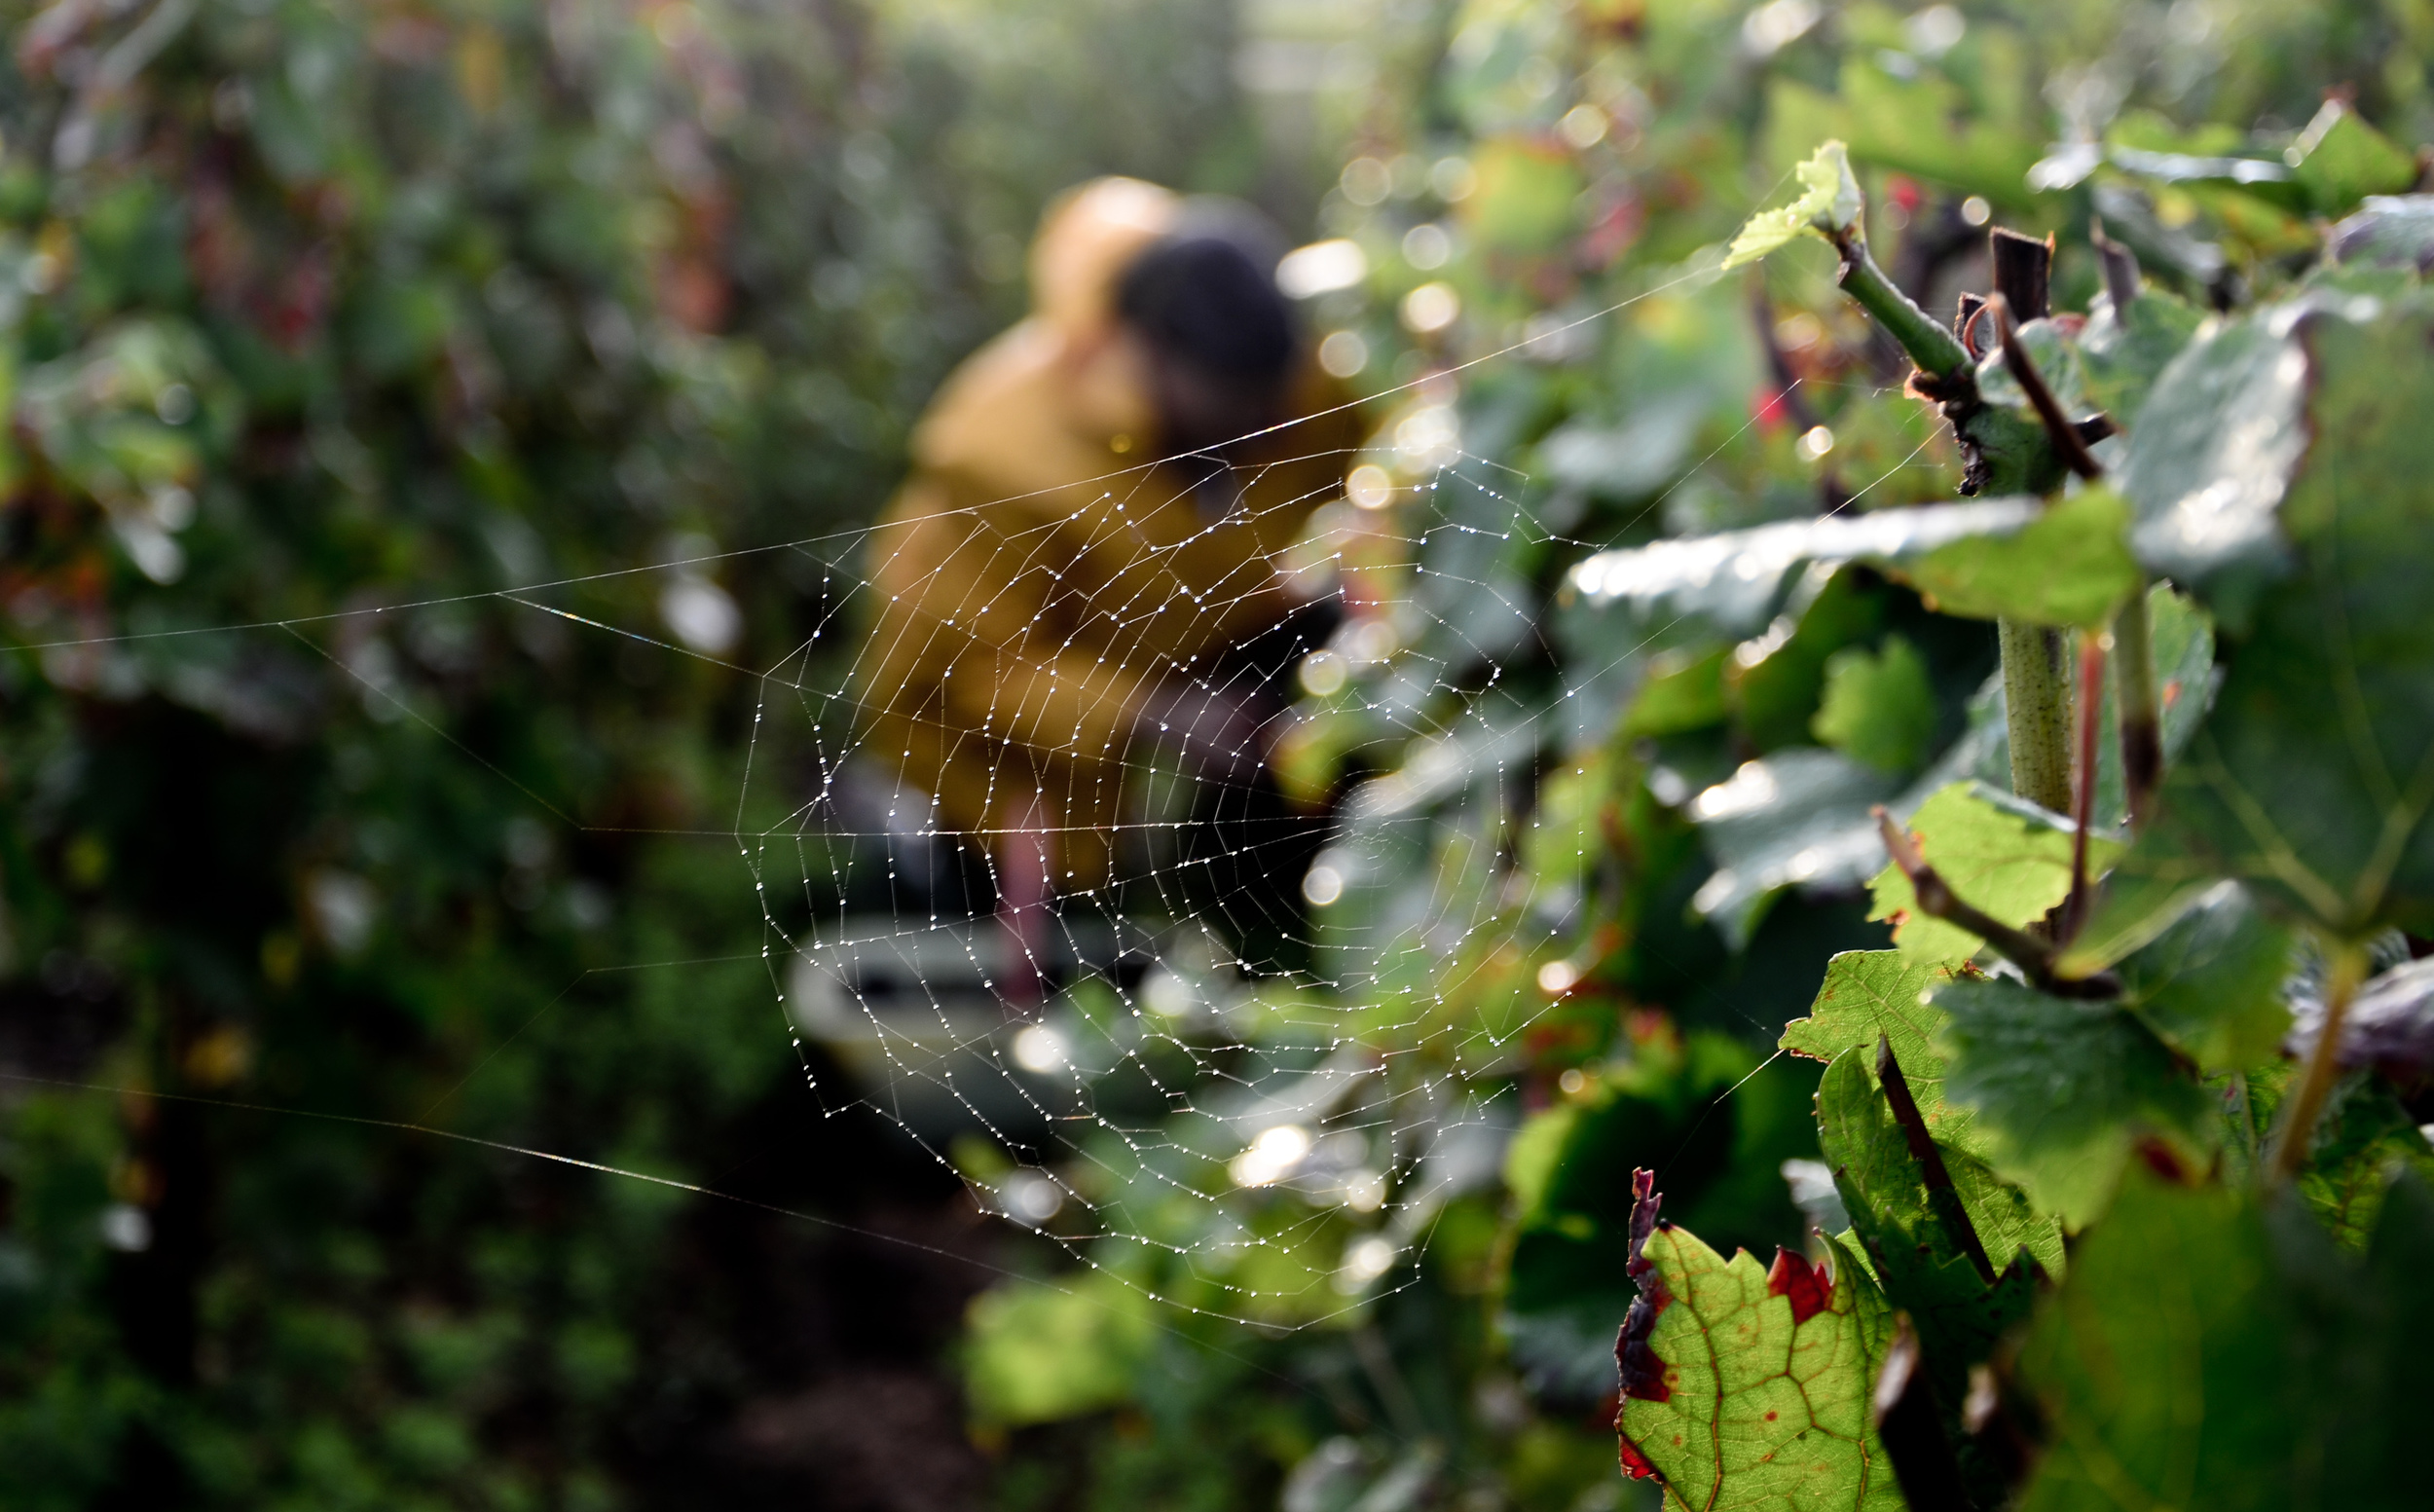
[1114,226,1298,389]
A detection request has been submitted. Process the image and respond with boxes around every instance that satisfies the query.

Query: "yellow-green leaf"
[1722,140,1863,270]
[1869,783,2122,965]
[1616,1183,1903,1510]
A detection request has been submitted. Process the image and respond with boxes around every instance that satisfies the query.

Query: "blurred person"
[854,177,1361,997]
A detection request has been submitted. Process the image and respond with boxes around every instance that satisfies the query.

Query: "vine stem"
[1825,232,2080,823]
[2268,940,2369,1184]
[1999,619,2075,817]
[2114,583,2163,827]
[1827,228,1971,380]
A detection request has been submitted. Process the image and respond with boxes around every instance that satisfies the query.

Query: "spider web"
[725,373,1678,1332]
[20,256,1898,1334]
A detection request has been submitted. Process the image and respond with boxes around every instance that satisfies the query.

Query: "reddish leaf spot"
[1618,1435,1661,1481]
[2135,1135,2198,1183]
[1764,1410,1779,1421]
[1615,1296,1672,1402]
[1751,385,1791,431]
[1626,1168,1664,1283]
[1615,1169,1674,1403]
[1766,1247,1832,1325]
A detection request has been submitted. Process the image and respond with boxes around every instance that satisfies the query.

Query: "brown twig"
[2090,219,2141,313]
[1876,1035,1998,1285]
[2061,632,2105,940]
[1955,291,1990,359]
[1986,293,2105,482]
[2267,940,2370,1184]
[1873,808,2121,998]
[1750,286,1847,511]
[2113,586,2164,829]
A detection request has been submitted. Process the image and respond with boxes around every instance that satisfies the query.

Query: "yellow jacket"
[853,179,1359,885]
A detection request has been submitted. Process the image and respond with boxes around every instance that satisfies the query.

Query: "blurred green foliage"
[0,0,1261,1505]
[9,1,2434,1510]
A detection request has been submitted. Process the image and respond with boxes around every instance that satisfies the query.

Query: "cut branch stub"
[2090,219,2142,312]
[1990,227,2054,321]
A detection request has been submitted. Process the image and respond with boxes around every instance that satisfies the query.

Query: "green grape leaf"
[2111,293,2434,937]
[2052,866,2219,980]
[1623,645,1730,737]
[2327,193,2434,275]
[2111,882,2296,1071]
[1813,1051,2051,1508]
[1612,1169,1903,1511]
[1783,951,1965,1130]
[2116,301,2312,614]
[1734,567,1888,754]
[2286,99,2420,216]
[1934,977,2217,1228]
[1687,749,1905,948]
[1816,1048,2063,1288]
[1812,636,1936,775]
[1892,487,2141,629]
[1722,140,1864,270]
[1868,782,2122,965]
[2291,1077,2434,1251]
[2078,285,2204,429]
[1970,317,2094,418]
[2231,1057,2434,1250]
[2016,1172,2434,1510]
[964,1272,1155,1426]
[1565,498,2040,645]
[1788,955,2072,1281]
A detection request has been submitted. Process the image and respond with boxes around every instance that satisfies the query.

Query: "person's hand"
[1130,681,1275,789]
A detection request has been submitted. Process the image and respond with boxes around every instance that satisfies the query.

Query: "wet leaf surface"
[1893,487,2140,629]
[2327,193,2434,274]
[2078,286,2205,427]
[2116,303,2311,608]
[2116,294,2434,937]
